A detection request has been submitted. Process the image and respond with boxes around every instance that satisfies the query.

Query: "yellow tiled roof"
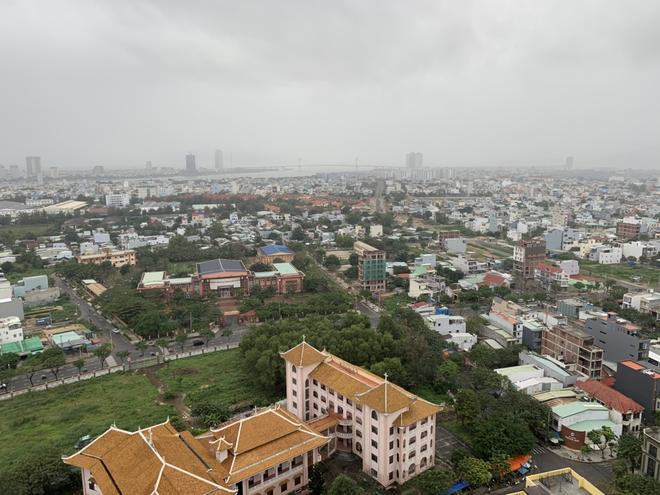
[394,398,443,427]
[355,382,413,414]
[309,362,371,400]
[206,406,330,484]
[280,341,327,367]
[63,421,235,495]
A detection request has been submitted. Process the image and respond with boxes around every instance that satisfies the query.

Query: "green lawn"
[0,372,174,474]
[581,262,660,285]
[0,223,57,237]
[158,348,278,410]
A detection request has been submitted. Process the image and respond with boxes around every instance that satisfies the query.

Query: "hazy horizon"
[1,1,659,170]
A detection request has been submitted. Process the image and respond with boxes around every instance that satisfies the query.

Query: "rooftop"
[197,259,248,276]
[552,401,608,419]
[576,379,643,413]
[259,244,293,256]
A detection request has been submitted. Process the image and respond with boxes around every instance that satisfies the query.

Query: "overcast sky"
[1,0,659,170]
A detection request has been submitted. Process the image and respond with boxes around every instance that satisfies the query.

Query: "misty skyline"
[1,0,659,170]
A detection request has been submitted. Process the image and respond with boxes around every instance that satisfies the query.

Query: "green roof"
[552,401,607,418]
[273,263,299,276]
[0,337,43,355]
[569,419,617,432]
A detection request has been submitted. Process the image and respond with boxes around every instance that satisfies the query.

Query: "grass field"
[0,223,57,237]
[158,348,278,410]
[0,372,175,474]
[581,262,660,286]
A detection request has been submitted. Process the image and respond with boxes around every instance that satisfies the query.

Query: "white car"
[111,328,120,334]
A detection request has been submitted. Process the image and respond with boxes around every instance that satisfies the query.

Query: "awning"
[509,454,532,472]
[447,480,469,494]
[518,467,530,475]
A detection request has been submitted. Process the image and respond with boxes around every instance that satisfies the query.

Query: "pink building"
[281,341,441,487]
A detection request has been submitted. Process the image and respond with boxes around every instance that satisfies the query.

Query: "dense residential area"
[0,166,656,495]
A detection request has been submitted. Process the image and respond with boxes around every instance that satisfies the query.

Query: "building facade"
[354,241,386,294]
[541,324,603,379]
[282,341,441,488]
[76,248,137,267]
[642,427,660,481]
[513,239,546,281]
[584,314,649,363]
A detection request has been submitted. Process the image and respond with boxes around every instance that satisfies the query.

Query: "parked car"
[192,340,204,347]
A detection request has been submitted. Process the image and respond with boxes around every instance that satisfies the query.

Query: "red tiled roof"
[536,262,562,273]
[479,272,508,288]
[576,379,643,413]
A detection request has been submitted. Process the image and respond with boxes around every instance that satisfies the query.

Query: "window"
[370,468,378,477]
[650,445,658,459]
[294,476,301,485]
[356,442,362,453]
[647,459,657,478]
[291,365,296,372]
[371,426,378,434]
[371,410,378,420]
[389,455,394,464]
[329,389,335,396]
[313,379,318,386]
[313,403,318,410]
[292,401,297,409]
[356,429,362,438]
[371,454,378,462]
[389,441,394,450]
[371,440,378,448]
[291,376,297,384]
[420,431,428,439]
[88,478,96,490]
[292,389,297,397]
[280,482,288,492]
[389,471,394,480]
[313,391,318,398]
[409,450,416,459]
[409,436,416,445]
[338,394,344,401]
[389,426,394,435]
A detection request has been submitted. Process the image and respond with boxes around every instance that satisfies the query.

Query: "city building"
[194,258,251,298]
[642,427,660,481]
[0,316,23,345]
[137,271,194,297]
[12,274,48,298]
[518,352,580,388]
[576,379,643,436]
[512,468,604,495]
[215,149,224,171]
[495,364,562,395]
[615,360,660,422]
[77,248,137,267]
[64,411,330,495]
[43,200,88,215]
[513,239,546,281]
[256,244,295,264]
[583,314,649,364]
[534,262,569,290]
[25,155,41,178]
[616,221,641,240]
[541,324,603,379]
[186,153,197,174]
[550,401,620,450]
[405,152,423,169]
[424,314,476,351]
[354,241,386,294]
[252,263,305,294]
[105,193,130,208]
[623,290,660,321]
[282,341,441,487]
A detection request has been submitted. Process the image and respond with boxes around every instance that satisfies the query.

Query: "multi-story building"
[623,290,660,321]
[256,244,295,265]
[282,341,441,487]
[488,310,523,343]
[589,246,622,265]
[0,316,23,345]
[642,427,660,481]
[252,263,305,294]
[194,258,251,298]
[64,408,330,495]
[541,324,603,379]
[616,221,641,240]
[576,379,643,436]
[104,193,130,208]
[185,153,197,174]
[513,239,546,281]
[76,247,137,267]
[354,241,386,294]
[534,262,569,290]
[615,360,660,423]
[584,314,649,363]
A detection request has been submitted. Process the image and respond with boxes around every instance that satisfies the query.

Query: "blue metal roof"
[260,244,293,255]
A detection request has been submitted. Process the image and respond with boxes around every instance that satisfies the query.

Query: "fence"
[0,342,240,401]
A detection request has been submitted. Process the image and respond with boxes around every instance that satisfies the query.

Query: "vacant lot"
[158,348,278,410]
[0,372,175,474]
[581,262,660,286]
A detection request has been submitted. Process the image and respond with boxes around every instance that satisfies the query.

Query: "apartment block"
[541,324,603,379]
[584,313,649,363]
[616,221,641,240]
[282,341,440,487]
[354,241,386,294]
[615,361,660,423]
[642,427,660,480]
[513,239,546,280]
[76,247,137,267]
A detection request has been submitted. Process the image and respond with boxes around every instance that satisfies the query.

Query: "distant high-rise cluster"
[25,156,41,178]
[405,151,423,169]
[214,149,224,171]
[565,156,574,169]
[185,153,197,174]
[145,160,152,170]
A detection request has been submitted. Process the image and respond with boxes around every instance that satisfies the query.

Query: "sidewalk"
[552,445,614,463]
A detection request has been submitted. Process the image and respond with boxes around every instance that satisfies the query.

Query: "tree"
[199,328,215,346]
[135,341,148,354]
[290,226,306,241]
[489,453,510,481]
[323,255,341,271]
[617,434,642,473]
[156,338,169,349]
[588,427,614,459]
[327,474,364,495]
[308,464,325,495]
[370,357,409,388]
[23,357,40,386]
[116,351,130,364]
[0,446,78,495]
[93,343,112,369]
[175,333,188,352]
[0,352,19,370]
[465,316,485,335]
[72,358,85,374]
[404,468,454,494]
[454,389,480,427]
[456,457,491,490]
[41,347,66,379]
[615,473,660,495]
[249,262,271,272]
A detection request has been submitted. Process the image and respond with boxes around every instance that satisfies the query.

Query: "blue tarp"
[518,467,530,475]
[446,480,469,494]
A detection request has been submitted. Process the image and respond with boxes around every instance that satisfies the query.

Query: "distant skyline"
[1,1,659,170]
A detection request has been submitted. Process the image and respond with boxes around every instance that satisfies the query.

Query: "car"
[192,340,204,347]
[149,351,157,356]
[111,328,120,334]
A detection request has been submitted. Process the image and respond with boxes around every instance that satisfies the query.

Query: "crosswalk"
[531,446,549,456]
